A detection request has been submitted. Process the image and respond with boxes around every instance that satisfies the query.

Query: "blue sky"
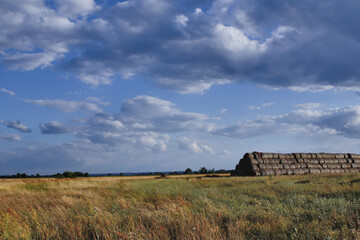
[1,0,360,174]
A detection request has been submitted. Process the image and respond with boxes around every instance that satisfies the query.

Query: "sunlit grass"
[0,173,359,239]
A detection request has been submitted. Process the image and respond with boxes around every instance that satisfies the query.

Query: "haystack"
[232,152,360,176]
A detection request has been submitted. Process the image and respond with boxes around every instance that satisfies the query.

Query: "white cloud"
[220,108,227,114]
[194,8,203,15]
[0,120,31,133]
[295,103,322,109]
[177,137,214,154]
[213,105,360,139]
[0,133,21,141]
[23,99,102,113]
[175,14,189,26]
[2,52,63,70]
[0,88,16,96]
[248,102,274,110]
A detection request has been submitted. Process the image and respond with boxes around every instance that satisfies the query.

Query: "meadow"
[0,173,359,239]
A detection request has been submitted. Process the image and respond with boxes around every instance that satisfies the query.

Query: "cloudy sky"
[1,0,360,174]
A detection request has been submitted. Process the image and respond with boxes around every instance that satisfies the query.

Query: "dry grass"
[0,173,359,239]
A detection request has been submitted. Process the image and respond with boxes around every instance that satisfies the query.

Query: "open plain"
[0,173,359,239]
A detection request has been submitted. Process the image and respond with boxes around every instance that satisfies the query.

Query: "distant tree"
[54,173,64,178]
[184,168,193,174]
[84,172,90,177]
[74,172,85,177]
[199,167,208,174]
[119,173,124,176]
[36,173,41,178]
[208,168,215,174]
[63,171,76,178]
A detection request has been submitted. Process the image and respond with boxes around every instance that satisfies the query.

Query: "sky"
[1,0,360,175]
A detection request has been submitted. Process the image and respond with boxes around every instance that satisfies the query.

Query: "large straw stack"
[232,152,360,176]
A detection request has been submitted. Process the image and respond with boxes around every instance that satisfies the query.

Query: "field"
[0,173,359,239]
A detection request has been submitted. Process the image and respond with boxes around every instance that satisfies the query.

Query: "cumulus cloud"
[39,121,71,134]
[38,95,213,153]
[0,120,31,133]
[212,105,360,139]
[177,137,214,154]
[3,0,360,93]
[74,95,212,151]
[119,95,210,132]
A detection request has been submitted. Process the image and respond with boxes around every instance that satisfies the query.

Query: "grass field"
[0,173,359,239]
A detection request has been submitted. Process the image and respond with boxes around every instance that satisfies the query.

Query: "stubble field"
[0,173,359,239]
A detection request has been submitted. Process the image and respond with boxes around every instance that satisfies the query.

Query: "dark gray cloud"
[0,120,31,133]
[2,0,360,92]
[39,121,71,134]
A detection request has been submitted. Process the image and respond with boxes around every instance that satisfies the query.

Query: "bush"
[185,168,193,174]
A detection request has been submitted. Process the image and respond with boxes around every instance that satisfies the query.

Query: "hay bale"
[299,163,308,168]
[323,159,334,164]
[293,169,305,175]
[337,159,347,164]
[341,163,352,169]
[335,154,346,159]
[260,169,275,176]
[321,153,334,159]
[293,163,301,169]
[301,153,311,159]
[351,163,360,168]
[283,164,290,169]
[289,164,297,169]
[328,164,342,169]
[349,153,360,159]
[261,153,273,158]
[258,164,267,170]
[309,168,321,174]
[252,165,260,171]
[263,159,271,164]
[297,158,305,163]
[233,152,360,177]
[271,164,281,170]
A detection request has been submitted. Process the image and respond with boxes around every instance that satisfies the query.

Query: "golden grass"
[0,173,359,239]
